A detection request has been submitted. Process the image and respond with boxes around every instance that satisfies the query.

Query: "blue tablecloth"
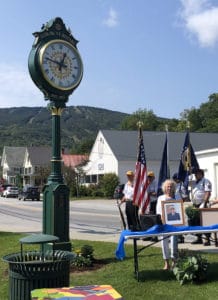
[115,224,218,260]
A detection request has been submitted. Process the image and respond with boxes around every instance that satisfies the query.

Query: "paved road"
[0,197,124,243]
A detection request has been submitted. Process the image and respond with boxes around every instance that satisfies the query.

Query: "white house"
[195,148,218,199]
[1,146,26,184]
[84,130,218,199]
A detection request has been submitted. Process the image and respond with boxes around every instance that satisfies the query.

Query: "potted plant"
[185,205,200,226]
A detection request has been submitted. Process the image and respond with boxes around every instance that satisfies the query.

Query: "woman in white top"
[156,179,178,270]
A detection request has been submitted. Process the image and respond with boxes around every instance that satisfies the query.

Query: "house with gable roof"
[1,146,26,185]
[1,146,88,188]
[83,130,218,199]
[22,146,51,187]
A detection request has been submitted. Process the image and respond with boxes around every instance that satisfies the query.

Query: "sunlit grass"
[1,233,218,299]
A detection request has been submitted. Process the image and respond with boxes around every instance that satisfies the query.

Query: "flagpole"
[157,125,170,196]
[186,121,191,174]
[187,121,192,201]
[165,124,169,178]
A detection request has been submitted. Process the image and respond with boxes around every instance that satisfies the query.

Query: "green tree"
[121,109,161,130]
[98,173,119,198]
[71,138,94,154]
[35,165,51,189]
[186,108,203,131]
[62,157,88,197]
[62,165,76,192]
[199,93,218,132]
[179,93,218,132]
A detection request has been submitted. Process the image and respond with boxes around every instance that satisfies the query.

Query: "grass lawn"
[1,232,218,299]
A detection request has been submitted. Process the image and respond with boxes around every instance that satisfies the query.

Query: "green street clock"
[28,17,83,101]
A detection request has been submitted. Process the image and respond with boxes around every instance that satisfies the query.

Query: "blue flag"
[177,131,199,188]
[157,132,170,196]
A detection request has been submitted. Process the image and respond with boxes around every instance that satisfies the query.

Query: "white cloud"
[0,63,45,107]
[179,0,218,47]
[103,8,119,28]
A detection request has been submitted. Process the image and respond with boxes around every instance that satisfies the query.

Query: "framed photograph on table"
[161,200,185,226]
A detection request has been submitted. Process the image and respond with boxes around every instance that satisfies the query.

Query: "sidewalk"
[2,217,218,253]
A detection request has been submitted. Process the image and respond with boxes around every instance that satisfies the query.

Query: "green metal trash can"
[2,234,73,300]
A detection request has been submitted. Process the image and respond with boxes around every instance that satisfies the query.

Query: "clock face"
[39,39,83,91]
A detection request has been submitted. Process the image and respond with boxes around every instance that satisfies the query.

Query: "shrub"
[173,249,209,285]
[71,255,93,268]
[98,173,119,198]
[71,244,94,269]
[185,206,200,226]
[81,244,94,259]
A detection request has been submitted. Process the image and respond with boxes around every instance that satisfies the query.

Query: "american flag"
[133,127,150,214]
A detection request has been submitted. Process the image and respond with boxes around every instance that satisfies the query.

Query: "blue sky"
[1,0,218,118]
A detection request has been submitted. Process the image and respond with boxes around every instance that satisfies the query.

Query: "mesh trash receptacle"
[2,234,73,300]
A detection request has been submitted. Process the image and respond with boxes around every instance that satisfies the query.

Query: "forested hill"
[1,94,217,154]
[0,106,128,153]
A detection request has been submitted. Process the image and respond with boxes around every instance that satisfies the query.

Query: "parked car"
[0,184,13,196]
[3,186,19,198]
[18,186,40,201]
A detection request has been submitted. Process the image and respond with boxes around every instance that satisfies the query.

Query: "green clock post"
[28,17,83,251]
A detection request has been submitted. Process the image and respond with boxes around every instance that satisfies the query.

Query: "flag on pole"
[157,130,170,196]
[133,125,150,214]
[177,130,199,188]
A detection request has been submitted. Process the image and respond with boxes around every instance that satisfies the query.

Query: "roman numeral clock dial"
[39,39,83,91]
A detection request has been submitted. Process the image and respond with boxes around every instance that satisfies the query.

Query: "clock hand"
[58,53,67,71]
[45,57,61,66]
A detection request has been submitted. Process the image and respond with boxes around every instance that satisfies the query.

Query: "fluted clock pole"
[42,102,71,251]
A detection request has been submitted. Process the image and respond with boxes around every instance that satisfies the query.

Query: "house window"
[85,175,98,184]
[14,167,20,174]
[85,175,91,183]
[91,175,97,183]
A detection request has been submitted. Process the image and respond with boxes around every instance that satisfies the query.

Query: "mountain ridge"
[0,105,129,153]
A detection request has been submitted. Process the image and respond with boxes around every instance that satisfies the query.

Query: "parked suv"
[3,186,19,198]
[18,186,40,201]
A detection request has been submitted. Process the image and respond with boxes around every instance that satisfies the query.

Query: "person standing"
[172,172,189,202]
[121,170,139,231]
[191,169,212,246]
[147,171,158,214]
[156,179,178,270]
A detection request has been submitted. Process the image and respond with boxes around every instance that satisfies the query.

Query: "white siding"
[196,148,218,200]
[84,131,118,182]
